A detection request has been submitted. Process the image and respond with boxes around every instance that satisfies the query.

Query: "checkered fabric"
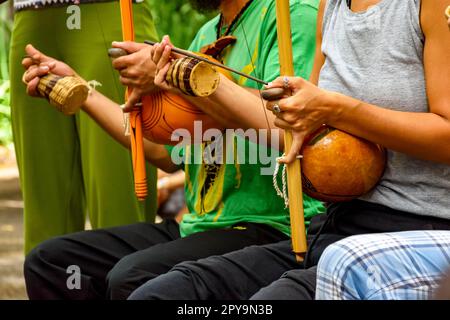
[316,231,450,300]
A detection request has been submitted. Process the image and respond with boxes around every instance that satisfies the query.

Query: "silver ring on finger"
[283,76,289,89]
[273,104,282,114]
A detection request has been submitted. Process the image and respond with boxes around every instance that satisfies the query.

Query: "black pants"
[24,220,288,300]
[129,200,450,300]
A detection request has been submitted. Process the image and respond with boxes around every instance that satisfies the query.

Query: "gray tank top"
[319,0,450,219]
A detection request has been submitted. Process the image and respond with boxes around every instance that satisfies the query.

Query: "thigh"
[316,231,450,300]
[129,239,298,300]
[118,223,289,277]
[25,220,179,299]
[29,220,180,281]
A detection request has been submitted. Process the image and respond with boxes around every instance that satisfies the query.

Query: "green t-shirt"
[169,0,324,237]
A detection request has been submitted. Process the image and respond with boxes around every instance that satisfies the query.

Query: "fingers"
[162,35,174,49]
[154,63,171,91]
[26,77,41,97]
[279,132,304,164]
[112,41,146,54]
[22,64,50,84]
[266,76,305,91]
[261,88,286,101]
[273,116,305,163]
[112,51,141,71]
[152,42,165,67]
[40,61,57,71]
[119,75,134,86]
[112,55,131,70]
[266,100,281,113]
[152,34,174,65]
[156,46,172,73]
[22,57,35,69]
[118,65,140,79]
[24,44,51,63]
[266,98,296,115]
[160,35,183,59]
[23,45,57,76]
[273,117,292,131]
[123,90,142,112]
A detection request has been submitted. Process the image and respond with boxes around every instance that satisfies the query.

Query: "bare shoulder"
[420,0,450,35]
[419,0,450,115]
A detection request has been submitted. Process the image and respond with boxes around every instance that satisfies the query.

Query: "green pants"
[10,2,158,253]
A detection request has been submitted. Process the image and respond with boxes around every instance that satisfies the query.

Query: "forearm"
[329,93,450,165]
[82,90,179,172]
[185,75,273,130]
[183,75,284,146]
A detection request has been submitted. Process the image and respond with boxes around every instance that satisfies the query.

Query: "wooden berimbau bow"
[275,0,307,261]
[119,0,148,200]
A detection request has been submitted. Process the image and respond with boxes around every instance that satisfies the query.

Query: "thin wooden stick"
[121,0,148,201]
[275,0,307,262]
[144,40,268,86]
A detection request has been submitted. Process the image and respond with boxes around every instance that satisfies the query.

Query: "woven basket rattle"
[37,74,89,115]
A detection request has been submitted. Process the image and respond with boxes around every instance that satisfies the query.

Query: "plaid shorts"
[316,230,450,300]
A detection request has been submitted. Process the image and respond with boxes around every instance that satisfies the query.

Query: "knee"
[317,241,351,280]
[107,252,170,300]
[129,260,217,300]
[252,269,317,300]
[24,237,72,299]
[316,237,377,300]
[24,245,41,280]
[24,237,68,281]
[128,270,194,300]
[251,277,296,300]
[106,255,142,300]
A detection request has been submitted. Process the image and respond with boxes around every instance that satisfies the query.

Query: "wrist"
[325,91,352,127]
[81,87,100,112]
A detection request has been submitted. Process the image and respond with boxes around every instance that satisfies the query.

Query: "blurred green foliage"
[149,0,215,49]
[0,2,12,146]
[0,80,11,146]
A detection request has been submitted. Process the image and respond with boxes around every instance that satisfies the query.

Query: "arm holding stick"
[22,44,179,173]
